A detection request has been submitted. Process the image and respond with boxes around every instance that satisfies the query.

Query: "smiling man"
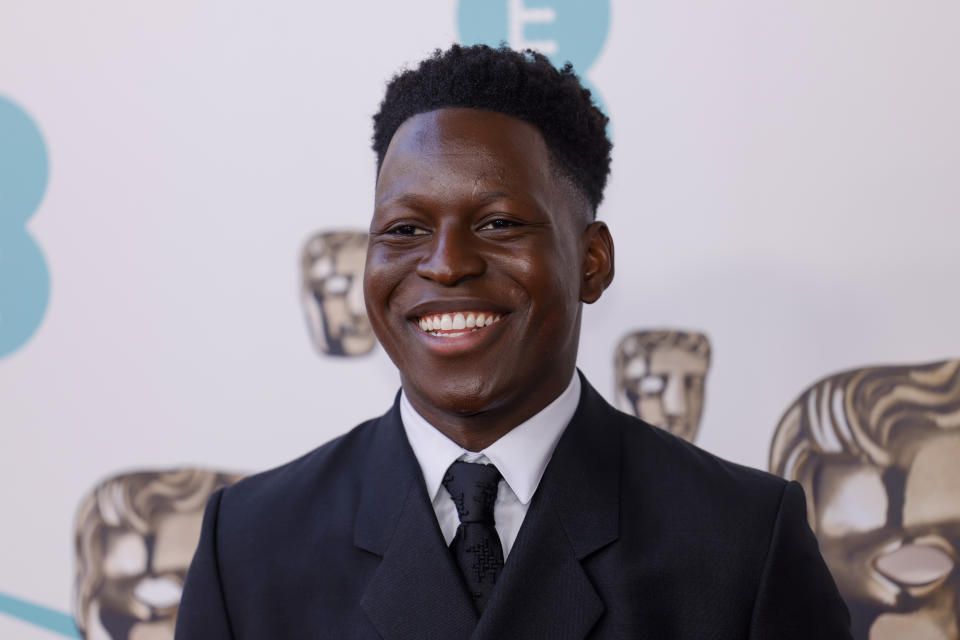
[176,45,851,639]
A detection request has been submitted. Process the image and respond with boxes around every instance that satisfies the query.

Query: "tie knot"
[442,461,502,524]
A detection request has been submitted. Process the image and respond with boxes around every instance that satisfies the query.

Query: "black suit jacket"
[176,374,851,639]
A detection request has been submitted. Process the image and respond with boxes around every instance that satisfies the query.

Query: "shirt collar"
[400,371,581,506]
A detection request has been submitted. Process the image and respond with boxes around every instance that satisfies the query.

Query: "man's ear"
[580,221,615,304]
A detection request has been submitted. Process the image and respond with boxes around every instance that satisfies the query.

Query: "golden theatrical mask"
[614,329,711,443]
[770,359,960,640]
[74,469,243,639]
[300,230,376,357]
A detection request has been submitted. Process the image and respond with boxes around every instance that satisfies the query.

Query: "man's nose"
[416,225,486,285]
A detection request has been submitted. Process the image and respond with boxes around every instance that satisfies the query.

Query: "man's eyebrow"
[474,190,512,202]
[375,190,515,208]
[377,192,422,208]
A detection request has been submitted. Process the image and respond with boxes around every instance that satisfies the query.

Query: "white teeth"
[417,312,502,334]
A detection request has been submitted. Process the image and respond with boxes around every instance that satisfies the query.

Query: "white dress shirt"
[400,372,581,560]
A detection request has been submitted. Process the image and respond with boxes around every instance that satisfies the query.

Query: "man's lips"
[402,298,512,352]
[405,297,510,319]
[405,313,508,356]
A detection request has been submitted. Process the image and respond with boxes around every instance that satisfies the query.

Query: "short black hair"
[372,44,612,214]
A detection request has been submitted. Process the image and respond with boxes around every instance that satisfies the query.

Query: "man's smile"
[416,311,504,335]
[404,296,513,348]
[404,309,511,357]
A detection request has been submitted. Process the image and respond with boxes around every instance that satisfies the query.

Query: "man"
[177,45,851,639]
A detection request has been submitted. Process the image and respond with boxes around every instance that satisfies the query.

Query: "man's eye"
[388,225,427,236]
[479,219,520,230]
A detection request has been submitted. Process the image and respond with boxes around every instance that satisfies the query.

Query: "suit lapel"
[472,374,621,640]
[355,396,478,640]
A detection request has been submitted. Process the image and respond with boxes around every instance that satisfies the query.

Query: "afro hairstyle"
[372,44,612,214]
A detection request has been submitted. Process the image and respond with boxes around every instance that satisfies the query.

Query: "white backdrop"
[2,1,959,636]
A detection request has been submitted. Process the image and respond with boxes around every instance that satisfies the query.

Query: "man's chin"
[402,373,514,418]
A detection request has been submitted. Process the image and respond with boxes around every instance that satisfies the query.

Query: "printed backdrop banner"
[2,1,959,638]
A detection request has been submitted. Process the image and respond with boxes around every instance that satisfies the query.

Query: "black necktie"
[442,461,505,614]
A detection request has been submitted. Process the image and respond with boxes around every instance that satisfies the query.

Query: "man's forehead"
[388,108,545,154]
[375,109,551,201]
[375,171,530,211]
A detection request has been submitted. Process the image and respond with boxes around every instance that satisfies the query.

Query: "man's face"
[301,231,375,357]
[812,430,960,639]
[616,339,709,442]
[364,108,592,423]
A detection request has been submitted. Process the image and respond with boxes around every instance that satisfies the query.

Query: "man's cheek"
[365,250,410,292]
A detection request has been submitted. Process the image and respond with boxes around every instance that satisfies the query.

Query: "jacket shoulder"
[619,408,786,501]
[610,405,791,546]
[214,414,383,535]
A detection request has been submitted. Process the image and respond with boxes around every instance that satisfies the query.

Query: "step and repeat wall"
[2,1,959,638]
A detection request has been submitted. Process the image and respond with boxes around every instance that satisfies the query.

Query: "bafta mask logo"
[300,231,375,357]
[74,469,243,639]
[614,329,711,442]
[770,359,960,640]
